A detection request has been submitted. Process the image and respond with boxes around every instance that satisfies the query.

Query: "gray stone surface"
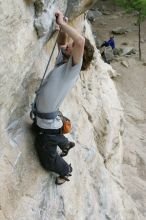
[112,27,128,35]
[67,0,97,19]
[121,60,129,68]
[0,1,145,220]
[121,47,136,56]
[33,0,98,38]
[34,0,67,39]
[87,9,102,22]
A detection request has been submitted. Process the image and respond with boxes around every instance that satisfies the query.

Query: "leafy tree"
[112,0,146,60]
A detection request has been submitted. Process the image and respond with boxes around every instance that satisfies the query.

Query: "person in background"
[101,35,115,49]
[100,35,115,63]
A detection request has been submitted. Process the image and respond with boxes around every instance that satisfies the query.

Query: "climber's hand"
[55,10,68,26]
[55,24,60,31]
[55,10,64,26]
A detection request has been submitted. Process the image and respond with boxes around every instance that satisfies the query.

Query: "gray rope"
[37,31,60,92]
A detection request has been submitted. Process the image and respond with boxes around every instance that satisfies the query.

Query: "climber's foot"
[60,142,75,157]
[55,164,73,185]
[55,176,70,185]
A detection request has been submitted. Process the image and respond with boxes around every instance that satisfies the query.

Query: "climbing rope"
[38,31,60,90]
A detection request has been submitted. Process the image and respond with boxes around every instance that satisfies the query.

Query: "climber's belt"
[34,109,59,120]
[31,103,59,120]
[36,125,62,135]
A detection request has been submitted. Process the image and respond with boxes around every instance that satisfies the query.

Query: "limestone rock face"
[34,0,67,38]
[67,0,97,19]
[33,0,97,38]
[0,1,144,220]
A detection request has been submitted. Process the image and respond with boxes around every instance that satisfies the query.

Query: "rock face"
[67,0,97,19]
[112,27,128,35]
[34,0,96,38]
[34,0,67,38]
[0,1,144,220]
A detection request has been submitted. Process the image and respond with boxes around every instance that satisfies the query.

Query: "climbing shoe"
[55,176,70,185]
[60,142,75,157]
[55,164,73,185]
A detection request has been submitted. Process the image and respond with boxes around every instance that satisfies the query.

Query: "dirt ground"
[91,1,146,218]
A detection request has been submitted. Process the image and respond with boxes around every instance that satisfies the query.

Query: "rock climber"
[32,10,94,185]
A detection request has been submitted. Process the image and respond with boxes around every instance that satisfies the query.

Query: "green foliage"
[112,0,146,21]
[111,0,146,60]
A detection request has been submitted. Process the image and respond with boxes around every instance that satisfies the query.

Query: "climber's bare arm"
[55,10,85,64]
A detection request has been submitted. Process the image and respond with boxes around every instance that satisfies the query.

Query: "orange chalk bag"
[62,116,72,134]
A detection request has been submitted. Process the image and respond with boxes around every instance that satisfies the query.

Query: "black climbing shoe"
[60,142,75,157]
[55,176,70,185]
[68,163,73,175]
[55,164,73,185]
